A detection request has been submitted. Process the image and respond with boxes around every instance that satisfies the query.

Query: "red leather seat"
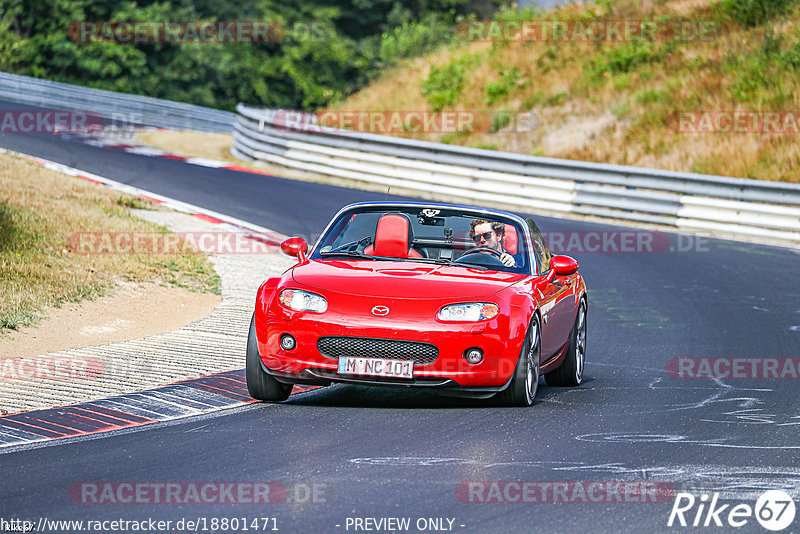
[503,224,518,255]
[364,214,422,259]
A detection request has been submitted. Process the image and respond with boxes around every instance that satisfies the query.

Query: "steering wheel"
[460,246,503,258]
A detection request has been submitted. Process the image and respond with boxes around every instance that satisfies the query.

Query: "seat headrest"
[503,224,518,255]
[373,213,412,258]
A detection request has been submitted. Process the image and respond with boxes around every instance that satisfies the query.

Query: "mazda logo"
[371,306,390,316]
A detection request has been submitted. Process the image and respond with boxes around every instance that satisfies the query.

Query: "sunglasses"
[471,231,494,244]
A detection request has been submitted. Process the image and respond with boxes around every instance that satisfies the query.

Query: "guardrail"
[233,104,800,246]
[0,72,234,132]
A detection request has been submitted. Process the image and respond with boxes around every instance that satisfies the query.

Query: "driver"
[469,219,516,267]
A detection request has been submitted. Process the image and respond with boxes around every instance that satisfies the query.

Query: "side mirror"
[281,237,308,262]
[550,255,579,276]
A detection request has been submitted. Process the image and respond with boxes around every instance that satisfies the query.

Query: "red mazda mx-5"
[247,202,587,406]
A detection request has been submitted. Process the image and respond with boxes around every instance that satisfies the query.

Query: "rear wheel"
[246,314,293,402]
[545,298,586,387]
[497,316,541,407]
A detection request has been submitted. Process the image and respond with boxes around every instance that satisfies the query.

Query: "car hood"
[291,259,526,299]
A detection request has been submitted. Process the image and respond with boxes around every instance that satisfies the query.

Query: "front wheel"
[545,298,586,387]
[497,316,541,407]
[246,314,293,402]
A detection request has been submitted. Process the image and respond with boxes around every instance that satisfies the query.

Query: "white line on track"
[1,147,287,243]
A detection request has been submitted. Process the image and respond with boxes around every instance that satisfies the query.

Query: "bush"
[585,42,664,82]
[605,42,662,73]
[521,91,545,110]
[484,68,525,104]
[493,5,544,22]
[378,13,456,67]
[726,34,799,103]
[0,0,503,112]
[546,91,567,105]
[489,111,513,132]
[421,55,476,111]
[779,39,800,68]
[636,88,671,105]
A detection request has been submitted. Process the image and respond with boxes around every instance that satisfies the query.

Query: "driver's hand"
[499,252,515,267]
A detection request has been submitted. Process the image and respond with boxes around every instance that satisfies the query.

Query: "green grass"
[489,111,513,132]
[472,142,499,150]
[329,0,800,182]
[521,91,546,110]
[484,68,525,104]
[0,154,221,333]
[116,195,156,210]
[0,201,107,329]
[421,55,479,112]
[715,0,798,27]
[636,88,671,106]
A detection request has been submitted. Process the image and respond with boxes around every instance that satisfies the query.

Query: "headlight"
[437,303,499,322]
[279,289,327,313]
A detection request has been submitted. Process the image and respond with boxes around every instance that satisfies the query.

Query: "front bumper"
[260,364,511,399]
[255,296,522,390]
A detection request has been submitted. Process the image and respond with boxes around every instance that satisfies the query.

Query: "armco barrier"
[232,105,800,246]
[1,72,796,246]
[0,72,234,132]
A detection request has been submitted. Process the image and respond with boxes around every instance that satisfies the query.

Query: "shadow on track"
[276,376,595,410]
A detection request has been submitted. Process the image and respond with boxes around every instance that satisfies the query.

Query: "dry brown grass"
[136,129,283,176]
[325,0,800,182]
[0,153,220,332]
[135,0,800,182]
[137,130,237,163]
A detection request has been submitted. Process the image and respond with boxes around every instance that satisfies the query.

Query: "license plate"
[337,356,414,379]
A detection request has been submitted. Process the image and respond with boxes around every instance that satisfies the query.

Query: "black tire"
[545,298,586,387]
[246,314,293,402]
[497,316,541,407]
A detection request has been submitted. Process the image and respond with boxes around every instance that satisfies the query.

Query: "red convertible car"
[247,202,587,406]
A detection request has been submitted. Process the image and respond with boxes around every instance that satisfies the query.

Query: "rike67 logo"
[668,490,796,531]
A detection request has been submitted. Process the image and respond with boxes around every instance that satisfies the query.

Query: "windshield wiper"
[319,250,377,260]
[325,236,372,254]
[410,257,458,266]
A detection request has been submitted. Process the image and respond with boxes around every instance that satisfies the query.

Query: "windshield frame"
[309,202,537,275]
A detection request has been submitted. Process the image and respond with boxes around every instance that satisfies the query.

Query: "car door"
[527,219,575,359]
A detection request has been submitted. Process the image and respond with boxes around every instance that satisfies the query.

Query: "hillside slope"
[328,0,800,182]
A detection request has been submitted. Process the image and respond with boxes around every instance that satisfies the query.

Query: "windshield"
[311,206,531,274]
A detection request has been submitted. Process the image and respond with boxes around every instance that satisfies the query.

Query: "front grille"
[317,336,438,366]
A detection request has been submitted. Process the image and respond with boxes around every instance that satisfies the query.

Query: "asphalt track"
[1,99,800,533]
